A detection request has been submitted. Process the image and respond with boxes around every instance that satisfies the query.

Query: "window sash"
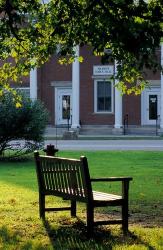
[94,79,113,113]
[14,88,30,98]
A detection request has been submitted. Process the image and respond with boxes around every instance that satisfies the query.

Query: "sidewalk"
[44,139,163,151]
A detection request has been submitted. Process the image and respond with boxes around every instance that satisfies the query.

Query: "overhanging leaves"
[0,0,162,94]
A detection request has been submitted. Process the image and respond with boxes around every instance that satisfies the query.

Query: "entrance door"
[55,88,72,125]
[142,89,160,125]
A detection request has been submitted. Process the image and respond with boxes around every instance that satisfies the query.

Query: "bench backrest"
[34,152,93,202]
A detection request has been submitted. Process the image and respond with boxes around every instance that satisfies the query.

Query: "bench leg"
[122,202,129,233]
[71,200,76,217]
[39,193,45,219]
[86,204,94,237]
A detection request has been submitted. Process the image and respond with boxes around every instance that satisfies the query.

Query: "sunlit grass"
[0,151,163,249]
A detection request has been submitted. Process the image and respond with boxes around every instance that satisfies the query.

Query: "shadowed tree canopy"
[0,0,162,97]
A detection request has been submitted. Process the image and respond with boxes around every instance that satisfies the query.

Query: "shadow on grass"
[43,218,156,250]
[0,221,157,250]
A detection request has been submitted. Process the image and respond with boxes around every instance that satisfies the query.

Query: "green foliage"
[0,91,49,157]
[0,0,162,94]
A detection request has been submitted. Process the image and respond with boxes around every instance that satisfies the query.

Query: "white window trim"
[141,86,160,125]
[15,87,30,90]
[55,86,72,125]
[94,79,114,114]
[13,87,30,98]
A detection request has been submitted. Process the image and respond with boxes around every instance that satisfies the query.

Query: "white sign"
[93,65,114,75]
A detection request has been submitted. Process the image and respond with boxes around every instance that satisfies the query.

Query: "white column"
[71,45,80,129]
[30,68,37,100]
[114,61,123,128]
[160,41,163,129]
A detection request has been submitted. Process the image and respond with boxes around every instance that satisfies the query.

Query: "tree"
[0,0,162,95]
[0,91,49,158]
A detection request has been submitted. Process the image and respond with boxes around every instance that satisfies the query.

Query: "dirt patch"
[130,213,163,227]
[94,212,163,228]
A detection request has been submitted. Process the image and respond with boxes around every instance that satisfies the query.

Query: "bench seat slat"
[93,191,122,201]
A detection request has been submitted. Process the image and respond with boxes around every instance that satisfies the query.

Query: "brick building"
[28,43,163,135]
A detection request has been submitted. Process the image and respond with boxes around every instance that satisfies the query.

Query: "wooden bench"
[34,151,133,235]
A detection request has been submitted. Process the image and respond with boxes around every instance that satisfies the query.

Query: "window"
[94,79,113,113]
[15,88,30,98]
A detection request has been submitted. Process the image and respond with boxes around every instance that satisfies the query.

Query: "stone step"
[79,125,113,135]
[44,125,160,137]
[44,126,69,136]
[125,131,157,136]
[124,127,158,136]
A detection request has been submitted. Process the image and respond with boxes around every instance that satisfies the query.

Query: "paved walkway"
[44,139,163,151]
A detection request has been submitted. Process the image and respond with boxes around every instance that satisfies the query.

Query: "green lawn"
[0,151,163,249]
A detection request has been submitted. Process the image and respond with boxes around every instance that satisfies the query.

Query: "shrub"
[0,91,49,158]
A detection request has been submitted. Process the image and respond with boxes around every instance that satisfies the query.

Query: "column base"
[158,128,163,136]
[114,125,123,129]
[112,127,123,135]
[62,130,78,140]
[71,125,80,130]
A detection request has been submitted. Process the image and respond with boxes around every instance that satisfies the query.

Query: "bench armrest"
[90,177,133,182]
[91,177,132,199]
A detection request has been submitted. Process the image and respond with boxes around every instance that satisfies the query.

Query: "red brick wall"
[143,48,161,80]
[80,46,114,125]
[38,55,72,124]
[123,95,141,125]
[122,47,161,126]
